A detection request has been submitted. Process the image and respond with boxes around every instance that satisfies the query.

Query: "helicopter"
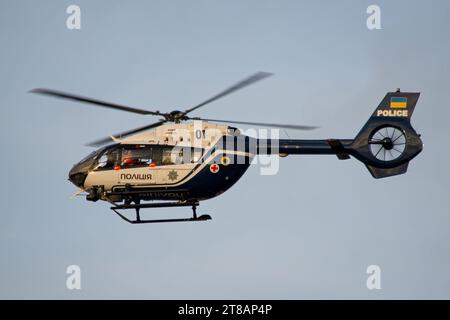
[31,72,423,224]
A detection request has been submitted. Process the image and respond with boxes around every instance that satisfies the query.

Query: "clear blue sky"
[1,0,450,298]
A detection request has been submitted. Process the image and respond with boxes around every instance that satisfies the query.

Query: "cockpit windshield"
[78,148,103,164]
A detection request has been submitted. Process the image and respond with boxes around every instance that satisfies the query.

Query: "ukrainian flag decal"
[390,97,407,109]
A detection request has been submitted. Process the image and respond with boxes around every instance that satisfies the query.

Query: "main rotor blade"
[184,71,273,114]
[86,120,166,147]
[30,88,162,116]
[190,117,318,131]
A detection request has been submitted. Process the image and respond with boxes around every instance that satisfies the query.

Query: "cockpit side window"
[94,147,120,171]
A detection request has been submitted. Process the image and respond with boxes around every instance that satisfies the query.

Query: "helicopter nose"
[68,165,88,188]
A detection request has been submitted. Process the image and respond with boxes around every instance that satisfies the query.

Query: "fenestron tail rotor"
[369,126,406,162]
[30,71,318,147]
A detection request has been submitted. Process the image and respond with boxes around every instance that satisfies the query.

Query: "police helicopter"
[31,72,423,224]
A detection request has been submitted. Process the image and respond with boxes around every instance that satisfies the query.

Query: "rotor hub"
[381,137,394,150]
[165,110,187,122]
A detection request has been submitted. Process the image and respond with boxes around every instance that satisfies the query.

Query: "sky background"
[1,0,449,299]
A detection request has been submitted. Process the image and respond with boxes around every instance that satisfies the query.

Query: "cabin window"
[161,146,204,165]
[121,145,154,168]
[93,145,204,170]
[191,147,203,163]
[162,147,176,165]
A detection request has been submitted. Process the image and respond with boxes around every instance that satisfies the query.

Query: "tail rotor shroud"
[369,126,406,162]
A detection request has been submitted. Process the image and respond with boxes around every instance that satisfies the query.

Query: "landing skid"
[110,200,212,224]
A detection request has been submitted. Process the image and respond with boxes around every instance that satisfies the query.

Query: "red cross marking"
[210,164,220,173]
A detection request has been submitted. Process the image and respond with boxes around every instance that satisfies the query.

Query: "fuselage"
[68,121,357,203]
[69,122,254,203]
